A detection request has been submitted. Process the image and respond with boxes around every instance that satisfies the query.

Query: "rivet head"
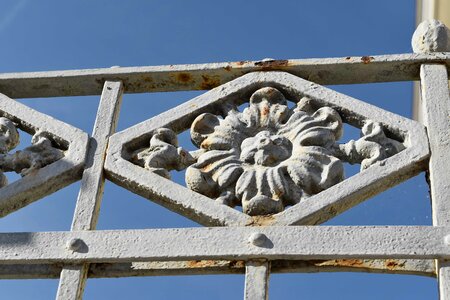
[66,238,84,252]
[249,232,268,247]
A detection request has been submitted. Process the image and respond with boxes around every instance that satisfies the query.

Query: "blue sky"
[0,0,437,299]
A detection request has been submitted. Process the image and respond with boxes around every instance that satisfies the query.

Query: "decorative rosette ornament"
[133,86,404,216]
[185,87,345,215]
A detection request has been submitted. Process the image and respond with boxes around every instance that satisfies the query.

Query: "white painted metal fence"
[0,20,449,299]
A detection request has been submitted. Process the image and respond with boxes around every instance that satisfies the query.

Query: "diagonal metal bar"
[245,260,270,300]
[56,81,123,300]
[0,226,449,264]
[420,64,450,300]
[0,53,449,98]
[105,162,252,227]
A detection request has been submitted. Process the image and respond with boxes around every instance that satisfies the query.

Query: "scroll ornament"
[0,117,64,187]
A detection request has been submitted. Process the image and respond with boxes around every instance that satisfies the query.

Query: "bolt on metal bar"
[56,81,123,300]
[419,64,450,300]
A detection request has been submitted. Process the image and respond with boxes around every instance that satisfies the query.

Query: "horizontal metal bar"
[0,259,435,279]
[0,264,62,279]
[0,53,449,98]
[0,226,448,264]
[94,258,435,278]
[271,259,436,277]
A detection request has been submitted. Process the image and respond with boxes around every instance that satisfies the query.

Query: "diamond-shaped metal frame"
[105,71,429,227]
[0,93,89,217]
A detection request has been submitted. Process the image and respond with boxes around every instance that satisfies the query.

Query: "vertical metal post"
[420,64,450,300]
[56,81,123,300]
[244,260,270,300]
